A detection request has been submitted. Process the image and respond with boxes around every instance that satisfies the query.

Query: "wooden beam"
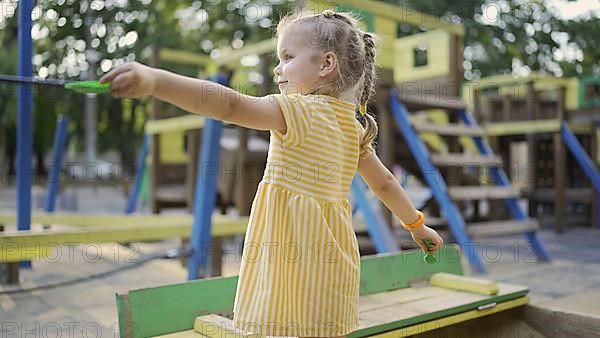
[397,93,467,111]
[414,123,485,136]
[159,48,212,66]
[145,115,206,135]
[448,186,520,200]
[485,119,593,136]
[467,219,540,238]
[466,72,571,90]
[0,211,207,227]
[430,153,503,167]
[0,218,249,263]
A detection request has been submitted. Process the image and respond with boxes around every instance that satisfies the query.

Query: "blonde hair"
[276,9,378,158]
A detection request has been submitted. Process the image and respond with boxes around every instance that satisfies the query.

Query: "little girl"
[101,9,443,338]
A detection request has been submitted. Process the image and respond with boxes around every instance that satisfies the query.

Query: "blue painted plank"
[351,176,400,253]
[187,74,229,280]
[561,123,600,192]
[45,115,69,212]
[125,135,149,214]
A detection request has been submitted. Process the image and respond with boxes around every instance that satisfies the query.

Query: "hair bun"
[322,9,335,18]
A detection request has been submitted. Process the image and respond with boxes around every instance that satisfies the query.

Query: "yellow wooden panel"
[375,16,396,70]
[145,115,206,135]
[430,273,499,296]
[0,212,245,229]
[394,30,451,83]
[371,296,529,337]
[463,73,580,111]
[565,77,579,111]
[160,131,188,164]
[0,217,249,262]
[0,245,53,263]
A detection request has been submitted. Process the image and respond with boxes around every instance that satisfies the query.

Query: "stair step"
[531,188,593,202]
[467,219,540,238]
[414,123,485,136]
[431,153,503,167]
[448,186,521,200]
[538,215,589,226]
[397,93,467,111]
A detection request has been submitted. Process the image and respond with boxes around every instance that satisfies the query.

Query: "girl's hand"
[409,225,444,254]
[99,61,158,98]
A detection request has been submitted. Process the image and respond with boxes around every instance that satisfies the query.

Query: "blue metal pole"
[125,135,149,214]
[17,0,34,268]
[188,73,229,280]
[45,115,69,212]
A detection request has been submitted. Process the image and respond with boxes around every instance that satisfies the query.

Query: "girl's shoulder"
[272,94,357,111]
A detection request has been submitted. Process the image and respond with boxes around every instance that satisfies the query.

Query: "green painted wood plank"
[117,246,463,337]
[119,276,239,338]
[359,245,463,296]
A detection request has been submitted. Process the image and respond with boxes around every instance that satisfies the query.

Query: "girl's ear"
[319,51,338,77]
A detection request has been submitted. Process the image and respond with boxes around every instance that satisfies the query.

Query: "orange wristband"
[401,210,425,231]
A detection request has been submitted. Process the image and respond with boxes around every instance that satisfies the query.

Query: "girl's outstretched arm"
[357,150,444,253]
[99,61,287,133]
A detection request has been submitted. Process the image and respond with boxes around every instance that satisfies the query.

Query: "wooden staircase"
[389,88,550,273]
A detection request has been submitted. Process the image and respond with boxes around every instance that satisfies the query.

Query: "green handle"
[64,81,111,94]
[423,238,437,264]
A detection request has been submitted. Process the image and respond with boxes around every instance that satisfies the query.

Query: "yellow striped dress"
[232,94,363,337]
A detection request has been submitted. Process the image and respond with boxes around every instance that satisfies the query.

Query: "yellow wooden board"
[145,115,206,135]
[430,272,499,295]
[0,214,249,262]
[159,131,189,164]
[462,72,579,111]
[485,119,592,136]
[0,212,195,227]
[371,296,529,337]
[0,245,53,263]
[394,30,451,83]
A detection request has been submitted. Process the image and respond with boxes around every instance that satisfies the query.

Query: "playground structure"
[4,0,574,280]
[3,0,600,336]
[140,0,556,274]
[465,74,600,232]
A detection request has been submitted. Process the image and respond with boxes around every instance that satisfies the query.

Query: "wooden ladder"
[389,88,551,273]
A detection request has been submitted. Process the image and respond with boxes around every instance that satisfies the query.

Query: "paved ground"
[1,185,599,337]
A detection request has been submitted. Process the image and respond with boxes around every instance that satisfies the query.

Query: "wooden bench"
[0,212,248,263]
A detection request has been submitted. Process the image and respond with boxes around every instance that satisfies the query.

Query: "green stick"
[0,75,111,94]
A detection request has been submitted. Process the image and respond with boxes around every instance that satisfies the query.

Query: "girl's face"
[274,26,324,95]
